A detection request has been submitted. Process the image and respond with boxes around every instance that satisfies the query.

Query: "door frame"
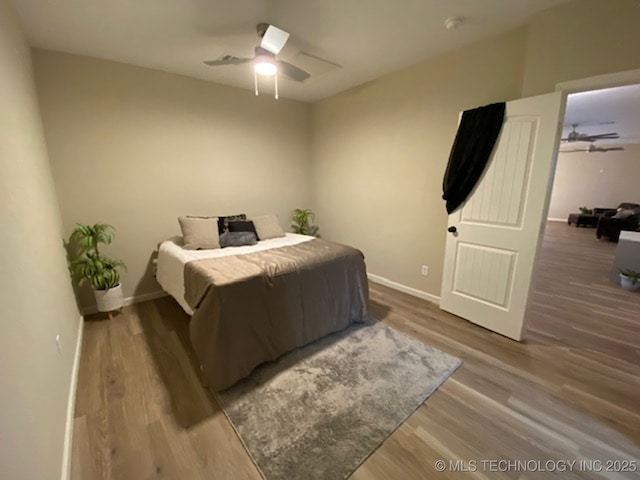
[438,69,640,340]
[555,68,640,95]
[544,68,640,221]
[524,68,640,334]
[541,67,640,240]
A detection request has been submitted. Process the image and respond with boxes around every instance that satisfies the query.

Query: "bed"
[156,233,369,391]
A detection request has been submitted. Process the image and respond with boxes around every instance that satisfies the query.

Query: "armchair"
[596,203,640,241]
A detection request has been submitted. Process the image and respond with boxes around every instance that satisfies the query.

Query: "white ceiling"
[13,0,569,102]
[562,84,640,147]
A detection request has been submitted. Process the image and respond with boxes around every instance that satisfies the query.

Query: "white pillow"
[178,216,220,250]
[613,209,635,219]
[251,214,285,240]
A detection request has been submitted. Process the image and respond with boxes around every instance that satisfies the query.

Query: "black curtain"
[442,102,506,214]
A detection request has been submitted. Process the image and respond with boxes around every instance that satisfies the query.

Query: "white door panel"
[440,93,565,341]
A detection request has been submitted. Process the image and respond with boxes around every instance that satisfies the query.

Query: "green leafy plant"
[68,224,126,290]
[579,206,593,214]
[619,268,640,285]
[291,208,319,237]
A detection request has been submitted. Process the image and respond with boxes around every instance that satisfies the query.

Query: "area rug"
[216,319,461,480]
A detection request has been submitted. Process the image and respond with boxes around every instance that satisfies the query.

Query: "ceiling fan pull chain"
[254,69,259,96]
[275,72,279,100]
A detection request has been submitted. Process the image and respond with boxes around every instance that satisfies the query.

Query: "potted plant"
[68,224,127,313]
[291,208,319,237]
[619,268,640,292]
[579,206,594,215]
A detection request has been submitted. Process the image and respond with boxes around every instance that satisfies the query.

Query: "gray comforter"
[184,238,369,391]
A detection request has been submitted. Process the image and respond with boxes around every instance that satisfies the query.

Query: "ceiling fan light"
[255,58,277,76]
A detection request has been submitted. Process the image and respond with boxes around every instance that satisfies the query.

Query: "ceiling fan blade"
[591,132,619,137]
[261,25,290,55]
[204,56,252,67]
[583,133,619,141]
[277,60,310,82]
[562,145,625,153]
[562,135,619,143]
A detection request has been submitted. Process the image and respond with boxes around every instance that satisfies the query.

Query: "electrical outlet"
[421,265,429,276]
[55,334,62,354]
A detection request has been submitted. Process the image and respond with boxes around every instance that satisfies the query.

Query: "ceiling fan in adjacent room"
[203,23,311,98]
[561,143,624,153]
[561,123,619,143]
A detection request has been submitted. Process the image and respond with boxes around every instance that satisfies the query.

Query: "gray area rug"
[216,319,461,480]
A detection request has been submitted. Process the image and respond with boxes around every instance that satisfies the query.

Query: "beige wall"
[311,0,640,299]
[0,2,81,479]
[33,50,312,308]
[310,28,528,296]
[548,144,640,220]
[25,0,640,310]
[522,0,640,96]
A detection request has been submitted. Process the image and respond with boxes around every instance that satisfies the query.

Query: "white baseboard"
[367,273,440,305]
[547,217,566,222]
[82,290,168,315]
[122,290,168,307]
[61,315,84,480]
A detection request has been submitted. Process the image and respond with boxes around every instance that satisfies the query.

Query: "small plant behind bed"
[291,208,319,237]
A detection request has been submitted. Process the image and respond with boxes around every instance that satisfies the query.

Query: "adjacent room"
[527,83,640,366]
[548,84,640,238]
[1,1,639,479]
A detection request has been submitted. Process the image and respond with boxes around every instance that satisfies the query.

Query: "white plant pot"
[94,284,124,312]
[620,274,640,292]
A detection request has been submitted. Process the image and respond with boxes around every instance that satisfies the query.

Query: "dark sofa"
[596,203,640,241]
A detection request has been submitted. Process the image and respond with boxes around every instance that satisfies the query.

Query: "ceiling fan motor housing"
[257,23,269,38]
[255,46,274,58]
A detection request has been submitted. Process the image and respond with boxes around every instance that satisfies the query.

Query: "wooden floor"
[72,222,640,479]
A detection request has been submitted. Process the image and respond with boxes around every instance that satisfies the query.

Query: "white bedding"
[156,233,314,314]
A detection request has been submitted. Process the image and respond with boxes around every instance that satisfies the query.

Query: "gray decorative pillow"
[219,231,258,248]
[252,214,285,240]
[178,216,220,250]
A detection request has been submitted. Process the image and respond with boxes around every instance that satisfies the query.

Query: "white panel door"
[440,92,565,341]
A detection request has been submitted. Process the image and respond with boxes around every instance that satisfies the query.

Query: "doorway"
[524,74,640,361]
[439,69,640,346]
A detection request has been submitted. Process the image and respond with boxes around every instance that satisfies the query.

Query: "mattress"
[156,233,314,314]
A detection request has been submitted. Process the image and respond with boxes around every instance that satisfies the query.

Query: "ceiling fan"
[562,143,624,153]
[203,23,311,98]
[561,124,619,143]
